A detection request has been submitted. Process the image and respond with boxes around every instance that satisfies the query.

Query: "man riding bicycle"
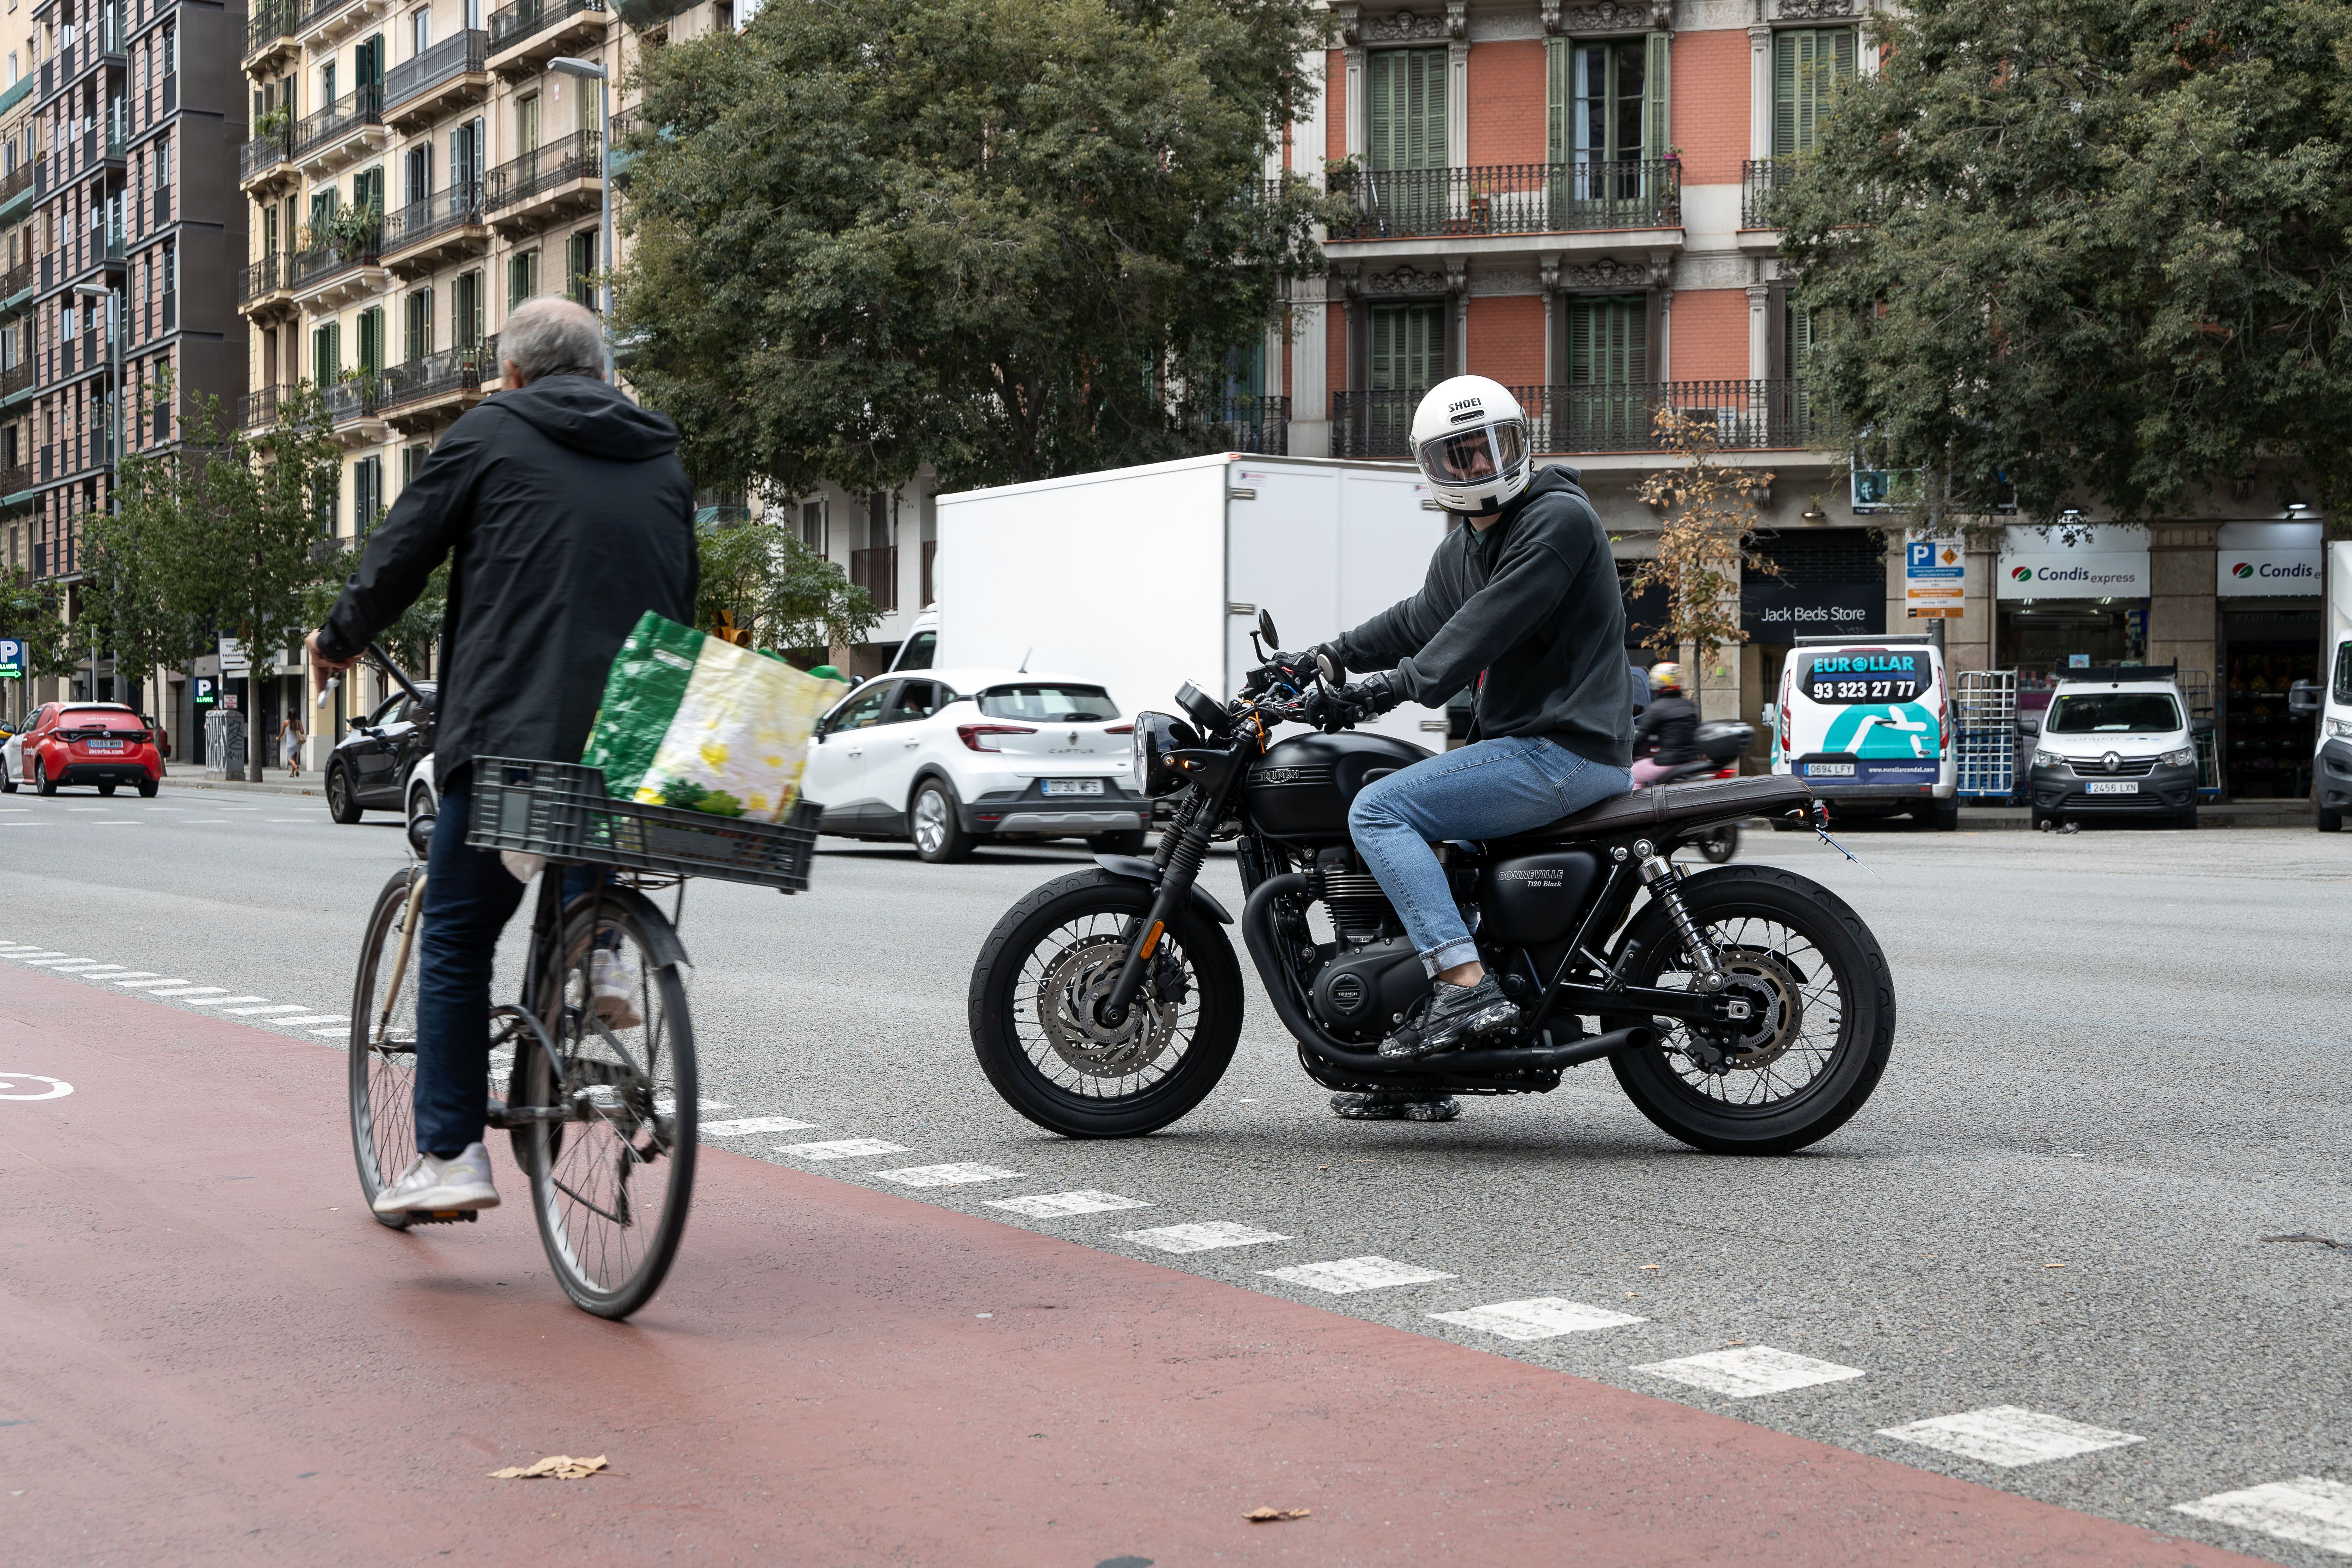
[307,297,698,1216]
[1292,376,1633,1121]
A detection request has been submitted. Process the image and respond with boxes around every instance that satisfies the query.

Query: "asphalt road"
[3,780,2347,1564]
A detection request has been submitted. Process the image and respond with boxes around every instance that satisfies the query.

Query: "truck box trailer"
[933,453,1458,750]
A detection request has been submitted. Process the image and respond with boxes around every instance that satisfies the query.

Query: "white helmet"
[1410,375,1532,515]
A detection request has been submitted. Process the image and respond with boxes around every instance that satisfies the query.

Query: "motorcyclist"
[1289,376,1633,1119]
[1630,661,1700,787]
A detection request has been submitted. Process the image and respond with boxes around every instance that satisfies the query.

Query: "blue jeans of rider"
[413,766,599,1158]
[1348,736,1632,976]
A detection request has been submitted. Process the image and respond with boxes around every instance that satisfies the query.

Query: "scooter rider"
[1292,376,1633,1113]
[1630,661,1701,787]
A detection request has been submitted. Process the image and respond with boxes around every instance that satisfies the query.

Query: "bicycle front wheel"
[349,868,427,1228]
[516,888,696,1319]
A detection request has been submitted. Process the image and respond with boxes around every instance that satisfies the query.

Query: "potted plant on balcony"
[254,106,291,142]
[307,202,383,261]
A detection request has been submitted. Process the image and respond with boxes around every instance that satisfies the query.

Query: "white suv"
[801,667,1146,862]
[2026,673,2199,830]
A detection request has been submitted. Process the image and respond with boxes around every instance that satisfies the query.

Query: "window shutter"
[1545,37,1566,165]
[1371,304,1394,390]
[1644,32,1670,166]
[1772,31,1796,156]
[1568,299,1593,385]
[1831,26,1855,92]
[1413,48,1444,170]
[1368,50,1397,170]
[1623,297,1648,383]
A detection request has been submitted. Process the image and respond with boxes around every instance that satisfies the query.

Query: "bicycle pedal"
[408,1209,479,1225]
[483,1097,510,1130]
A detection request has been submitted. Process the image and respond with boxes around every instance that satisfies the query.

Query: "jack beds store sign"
[2216,520,2323,596]
[1741,582,1885,638]
[1996,527,2150,600]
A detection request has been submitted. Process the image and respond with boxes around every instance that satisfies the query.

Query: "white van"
[1771,632,1957,829]
[2024,670,2198,830]
[2289,632,2352,832]
[887,607,939,673]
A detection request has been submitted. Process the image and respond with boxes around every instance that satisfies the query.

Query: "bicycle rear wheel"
[515,888,696,1319]
[349,868,427,1228]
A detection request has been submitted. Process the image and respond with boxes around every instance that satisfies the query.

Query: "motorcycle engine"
[1305,846,1431,1035]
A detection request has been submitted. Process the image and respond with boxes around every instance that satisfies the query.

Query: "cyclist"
[1630,661,1700,786]
[1296,376,1632,1118]
[307,297,698,1216]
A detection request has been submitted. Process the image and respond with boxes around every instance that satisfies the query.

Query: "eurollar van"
[1770,633,1958,830]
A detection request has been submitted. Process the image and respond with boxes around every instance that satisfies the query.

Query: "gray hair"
[501,296,604,381]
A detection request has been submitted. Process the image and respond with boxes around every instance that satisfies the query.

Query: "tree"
[696,521,882,655]
[1631,409,1776,670]
[1771,0,2352,522]
[306,549,447,680]
[618,0,1335,495]
[0,567,76,722]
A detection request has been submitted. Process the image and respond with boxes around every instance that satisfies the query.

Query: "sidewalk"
[160,772,324,798]
[0,966,2263,1567]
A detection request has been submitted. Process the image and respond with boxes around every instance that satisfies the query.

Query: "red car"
[7,702,164,797]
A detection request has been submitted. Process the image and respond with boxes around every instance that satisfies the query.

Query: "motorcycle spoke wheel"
[1010,913,1204,1099]
[1643,919,1842,1109]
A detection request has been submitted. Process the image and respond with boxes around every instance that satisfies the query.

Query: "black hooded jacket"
[317,374,699,781]
[1330,465,1633,767]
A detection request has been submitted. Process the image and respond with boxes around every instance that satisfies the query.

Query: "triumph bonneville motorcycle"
[969,615,1896,1155]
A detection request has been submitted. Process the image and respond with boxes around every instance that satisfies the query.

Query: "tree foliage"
[0,567,76,685]
[696,521,882,654]
[1772,0,2352,521]
[1631,410,1777,668]
[618,0,1335,493]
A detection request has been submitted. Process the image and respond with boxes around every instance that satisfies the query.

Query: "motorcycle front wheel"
[1603,865,1894,1155]
[969,870,1243,1138]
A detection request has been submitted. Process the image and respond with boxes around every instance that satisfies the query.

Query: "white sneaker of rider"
[589,947,643,1030]
[372,1142,501,1214]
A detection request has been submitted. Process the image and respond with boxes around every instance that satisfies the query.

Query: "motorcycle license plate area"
[1042,778,1105,797]
[2086,780,2139,794]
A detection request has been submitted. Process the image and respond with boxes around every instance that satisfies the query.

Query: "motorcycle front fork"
[1095,800,1210,1026]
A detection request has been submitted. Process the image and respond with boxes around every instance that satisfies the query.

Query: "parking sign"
[0,638,22,679]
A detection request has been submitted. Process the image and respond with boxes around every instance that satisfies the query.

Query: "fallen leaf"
[489,1455,608,1481]
[1641,1264,1660,1271]
[1245,1507,1311,1523]
[2044,1262,2065,1269]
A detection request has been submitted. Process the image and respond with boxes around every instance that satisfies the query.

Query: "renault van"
[1771,633,1957,829]
[2025,671,2198,830]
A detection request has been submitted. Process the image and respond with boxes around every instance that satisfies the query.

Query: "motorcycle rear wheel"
[969,870,1242,1138]
[1603,865,1893,1155]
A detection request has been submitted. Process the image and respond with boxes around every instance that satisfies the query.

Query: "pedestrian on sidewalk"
[278,714,304,779]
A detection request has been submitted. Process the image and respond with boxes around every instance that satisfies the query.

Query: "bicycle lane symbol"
[0,1074,73,1100]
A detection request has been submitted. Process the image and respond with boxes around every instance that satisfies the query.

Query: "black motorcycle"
[969,615,1895,1155]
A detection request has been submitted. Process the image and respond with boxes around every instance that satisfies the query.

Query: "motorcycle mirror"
[1257,608,1279,647]
[1316,651,1344,686]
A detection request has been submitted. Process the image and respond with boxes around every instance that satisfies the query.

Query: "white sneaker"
[589,948,643,1029]
[372,1143,501,1215]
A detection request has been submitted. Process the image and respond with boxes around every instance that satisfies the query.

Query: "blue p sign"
[0,638,22,680]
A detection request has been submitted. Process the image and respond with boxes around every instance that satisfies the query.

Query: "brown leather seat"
[1493,774,1814,845]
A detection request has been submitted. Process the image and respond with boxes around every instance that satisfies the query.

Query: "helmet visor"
[1418,421,1527,487]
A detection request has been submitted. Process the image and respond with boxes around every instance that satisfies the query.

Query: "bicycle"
[343,646,819,1319]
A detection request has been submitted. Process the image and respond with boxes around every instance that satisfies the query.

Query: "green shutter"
[1368,48,1445,171]
[1644,32,1670,167]
[1775,28,1855,156]
[1545,37,1568,164]
[1773,32,1798,156]
[1567,298,1646,385]
[1785,305,1814,378]
[1371,303,1443,392]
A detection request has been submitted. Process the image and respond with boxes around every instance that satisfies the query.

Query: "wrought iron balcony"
[294,0,360,32]
[237,252,284,304]
[384,30,488,112]
[1195,395,1289,456]
[0,461,29,497]
[381,182,485,254]
[0,257,31,304]
[1330,380,1819,459]
[0,159,30,206]
[488,0,606,56]
[239,126,294,181]
[484,128,600,213]
[1,359,34,399]
[325,373,384,424]
[244,0,296,58]
[1326,160,1679,242]
[379,343,494,410]
[290,86,382,161]
[1742,159,1787,229]
[290,234,383,294]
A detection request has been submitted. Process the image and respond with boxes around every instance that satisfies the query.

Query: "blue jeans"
[414,767,600,1157]
[1348,736,1632,975]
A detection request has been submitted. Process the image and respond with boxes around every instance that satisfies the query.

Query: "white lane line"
[1123,1222,1289,1254]
[2176,1477,2352,1554]
[875,1163,1022,1188]
[23,957,102,967]
[180,995,269,1008]
[1879,1407,2143,1468]
[52,965,132,976]
[1635,1346,1867,1398]
[309,1027,352,1036]
[1262,1256,1455,1295]
[222,1004,313,1017]
[988,1191,1152,1219]
[81,970,151,980]
[266,817,312,822]
[273,1014,350,1027]
[88,821,138,826]
[142,987,231,999]
[2,951,68,960]
[115,977,192,988]
[702,1117,817,1136]
[777,1138,908,1160]
[1429,1297,1647,1341]
[181,819,232,824]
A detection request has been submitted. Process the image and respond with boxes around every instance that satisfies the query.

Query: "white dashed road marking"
[2175,1477,2352,1555]
[1879,1407,2143,1468]
[24,957,100,967]
[1262,1257,1456,1295]
[309,1027,352,1037]
[222,1004,314,1017]
[778,1138,909,1161]
[1636,1346,1868,1398]
[1429,1297,1647,1340]
[877,1163,1023,1188]
[702,1117,818,1136]
[987,1191,1152,1219]
[1122,1222,1289,1254]
[273,1015,350,1027]
[143,987,229,998]
[115,977,192,988]
[181,995,270,1008]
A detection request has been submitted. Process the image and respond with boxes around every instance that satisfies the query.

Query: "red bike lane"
[0,966,2254,1567]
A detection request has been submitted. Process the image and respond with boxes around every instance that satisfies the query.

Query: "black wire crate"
[466,756,822,893]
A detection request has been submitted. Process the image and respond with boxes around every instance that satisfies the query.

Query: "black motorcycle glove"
[1329,671,1403,723]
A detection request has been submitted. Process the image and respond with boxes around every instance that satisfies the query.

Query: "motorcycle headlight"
[1130,711,1195,799]
[2160,746,2196,768]
[2033,749,2061,769]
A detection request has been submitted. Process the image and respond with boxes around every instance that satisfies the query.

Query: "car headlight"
[2329,717,2352,741]
[2033,749,2061,769]
[2160,746,2195,767]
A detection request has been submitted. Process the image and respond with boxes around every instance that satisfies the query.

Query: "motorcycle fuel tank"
[1244,731,1433,839]
[1476,848,1604,947]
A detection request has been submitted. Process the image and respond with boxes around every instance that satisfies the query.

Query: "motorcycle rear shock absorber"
[1636,839,1727,990]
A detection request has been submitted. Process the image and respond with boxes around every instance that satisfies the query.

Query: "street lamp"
[548,55,614,383]
[71,281,119,705]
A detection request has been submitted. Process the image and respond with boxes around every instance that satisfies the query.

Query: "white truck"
[2289,540,2352,832]
[932,452,1458,750]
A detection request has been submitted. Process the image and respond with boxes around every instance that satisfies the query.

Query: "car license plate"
[2086,780,2138,794]
[1805,762,1856,777]
[87,739,123,752]
[1042,778,1105,797]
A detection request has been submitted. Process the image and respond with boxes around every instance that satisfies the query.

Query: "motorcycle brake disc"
[1037,934,1181,1079]
[1702,944,1805,1071]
